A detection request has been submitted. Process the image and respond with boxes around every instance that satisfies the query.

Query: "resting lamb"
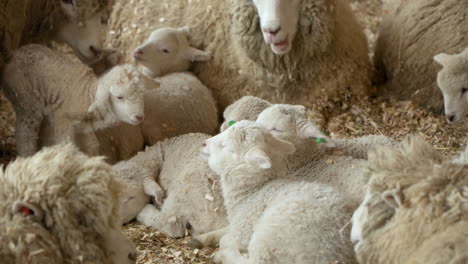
[202,120,356,264]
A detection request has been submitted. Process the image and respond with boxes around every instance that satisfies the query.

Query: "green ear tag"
[315,138,327,143]
[228,120,236,127]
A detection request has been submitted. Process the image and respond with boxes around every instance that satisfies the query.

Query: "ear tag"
[228,120,236,127]
[315,138,327,143]
[20,206,33,216]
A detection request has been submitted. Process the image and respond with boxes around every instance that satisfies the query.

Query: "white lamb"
[434,47,468,124]
[94,27,218,163]
[113,133,227,238]
[201,120,356,264]
[1,44,156,157]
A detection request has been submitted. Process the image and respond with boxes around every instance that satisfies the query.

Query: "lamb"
[2,44,156,157]
[0,0,111,73]
[373,0,468,112]
[107,0,371,110]
[434,47,468,124]
[220,96,272,132]
[201,120,356,264]
[94,28,218,163]
[350,136,468,264]
[113,133,227,238]
[0,143,136,263]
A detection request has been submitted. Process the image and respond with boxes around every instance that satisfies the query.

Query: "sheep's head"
[351,136,468,264]
[220,96,272,132]
[55,0,110,64]
[0,144,137,264]
[201,120,295,176]
[93,64,159,125]
[133,27,210,77]
[434,47,468,124]
[256,104,327,143]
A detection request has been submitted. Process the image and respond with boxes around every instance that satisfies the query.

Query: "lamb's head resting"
[220,96,272,132]
[92,64,159,125]
[256,104,327,143]
[55,0,110,64]
[133,27,210,77]
[434,47,468,124]
[201,120,295,176]
[252,0,301,55]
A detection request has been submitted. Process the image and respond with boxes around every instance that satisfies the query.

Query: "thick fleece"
[0,144,136,264]
[108,0,371,110]
[374,0,468,112]
[351,136,468,264]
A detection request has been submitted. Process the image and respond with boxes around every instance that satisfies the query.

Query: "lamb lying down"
[201,120,356,264]
[113,133,227,237]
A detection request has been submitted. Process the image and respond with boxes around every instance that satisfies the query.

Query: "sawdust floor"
[0,0,466,263]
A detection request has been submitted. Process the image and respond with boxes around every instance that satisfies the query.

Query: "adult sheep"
[108,0,372,109]
[0,144,136,263]
[373,0,468,112]
[0,0,112,74]
[351,136,468,264]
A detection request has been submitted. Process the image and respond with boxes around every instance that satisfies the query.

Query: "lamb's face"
[434,50,468,124]
[201,120,295,175]
[252,0,301,55]
[133,27,210,77]
[56,0,109,65]
[256,104,326,142]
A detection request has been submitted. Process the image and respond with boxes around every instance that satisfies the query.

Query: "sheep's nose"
[128,252,137,261]
[446,114,456,123]
[89,46,100,57]
[263,25,281,36]
[135,115,144,122]
[202,143,207,147]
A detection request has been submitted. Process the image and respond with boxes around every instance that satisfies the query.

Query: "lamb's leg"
[136,204,187,238]
[143,176,165,207]
[15,113,42,156]
[188,227,228,248]
[213,248,248,264]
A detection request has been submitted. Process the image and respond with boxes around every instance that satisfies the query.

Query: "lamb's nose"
[128,252,137,261]
[134,49,143,57]
[135,115,144,121]
[263,26,281,36]
[446,114,456,123]
[89,46,100,57]
[202,143,207,147]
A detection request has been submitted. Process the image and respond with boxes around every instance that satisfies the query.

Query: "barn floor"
[0,0,466,263]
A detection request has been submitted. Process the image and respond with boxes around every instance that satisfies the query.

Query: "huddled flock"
[0,0,467,263]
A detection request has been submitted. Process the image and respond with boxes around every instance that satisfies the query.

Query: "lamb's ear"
[269,136,296,154]
[381,189,403,209]
[178,26,191,39]
[12,201,44,222]
[184,47,211,62]
[141,74,160,89]
[291,105,306,113]
[298,121,326,139]
[245,148,272,169]
[434,53,452,67]
[220,121,229,132]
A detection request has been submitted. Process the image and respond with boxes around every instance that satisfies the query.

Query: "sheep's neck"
[220,164,275,210]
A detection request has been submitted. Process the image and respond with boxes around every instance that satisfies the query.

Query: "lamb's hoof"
[187,238,203,249]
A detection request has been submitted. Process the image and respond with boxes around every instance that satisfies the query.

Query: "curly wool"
[0,144,122,263]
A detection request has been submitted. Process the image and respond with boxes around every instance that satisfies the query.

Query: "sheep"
[373,0,468,112]
[0,143,136,263]
[434,47,468,124]
[113,133,227,238]
[1,44,157,157]
[350,136,468,264]
[0,0,111,74]
[107,0,372,110]
[133,27,211,78]
[201,120,356,264]
[94,28,218,163]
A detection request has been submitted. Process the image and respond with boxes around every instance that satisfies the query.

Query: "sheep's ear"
[184,47,211,62]
[245,148,272,169]
[269,136,296,154]
[434,53,452,67]
[381,189,403,209]
[12,201,44,222]
[178,26,191,39]
[298,122,326,139]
